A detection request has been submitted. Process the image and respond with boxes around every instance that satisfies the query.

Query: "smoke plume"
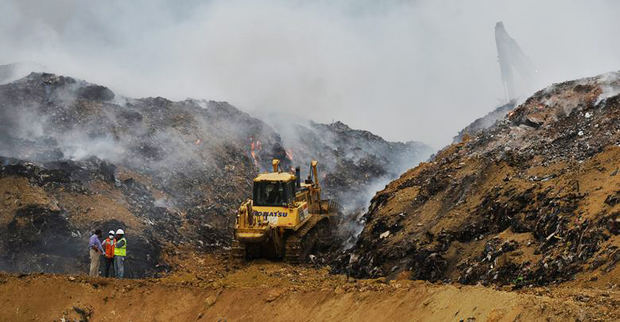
[2,1,619,148]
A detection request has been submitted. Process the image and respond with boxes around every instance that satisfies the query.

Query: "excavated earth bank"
[0,255,617,321]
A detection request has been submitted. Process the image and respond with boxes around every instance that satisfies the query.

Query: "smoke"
[263,118,432,248]
[2,1,619,148]
[0,73,273,188]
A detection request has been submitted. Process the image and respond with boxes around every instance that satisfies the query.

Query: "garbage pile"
[335,71,620,287]
[0,72,431,275]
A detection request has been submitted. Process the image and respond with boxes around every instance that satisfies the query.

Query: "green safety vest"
[114,237,126,256]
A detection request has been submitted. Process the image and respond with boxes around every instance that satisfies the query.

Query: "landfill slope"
[0,72,431,276]
[340,72,620,287]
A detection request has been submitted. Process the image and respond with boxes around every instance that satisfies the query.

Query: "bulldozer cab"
[253,180,295,207]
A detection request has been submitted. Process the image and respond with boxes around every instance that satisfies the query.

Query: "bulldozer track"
[284,215,328,264]
[232,215,332,264]
[231,240,246,263]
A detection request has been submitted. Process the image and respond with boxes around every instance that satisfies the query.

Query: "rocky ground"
[0,72,431,277]
[337,72,620,289]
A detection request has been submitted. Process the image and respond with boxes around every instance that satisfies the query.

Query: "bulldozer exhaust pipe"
[295,167,301,188]
[311,160,319,186]
[272,159,280,172]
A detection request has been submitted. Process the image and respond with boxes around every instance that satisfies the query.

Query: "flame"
[249,138,262,167]
[285,149,294,161]
[250,150,258,167]
[194,139,201,145]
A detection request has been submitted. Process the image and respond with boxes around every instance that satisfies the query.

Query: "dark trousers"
[104,257,115,277]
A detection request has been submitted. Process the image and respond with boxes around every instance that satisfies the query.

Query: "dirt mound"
[337,72,620,287]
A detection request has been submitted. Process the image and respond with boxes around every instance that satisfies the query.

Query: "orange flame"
[285,149,294,161]
[250,150,258,167]
[249,138,262,167]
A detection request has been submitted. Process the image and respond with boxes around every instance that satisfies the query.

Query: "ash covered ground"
[0,71,431,277]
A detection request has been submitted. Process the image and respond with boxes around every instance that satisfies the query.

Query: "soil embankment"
[0,258,617,321]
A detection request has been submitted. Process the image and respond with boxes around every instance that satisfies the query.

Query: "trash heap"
[336,71,620,287]
[0,72,431,275]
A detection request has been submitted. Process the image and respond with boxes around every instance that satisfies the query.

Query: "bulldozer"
[231,159,332,263]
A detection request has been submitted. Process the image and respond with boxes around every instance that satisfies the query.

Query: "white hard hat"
[108,230,115,235]
[116,229,124,235]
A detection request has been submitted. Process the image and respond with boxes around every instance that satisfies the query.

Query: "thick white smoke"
[1,0,620,148]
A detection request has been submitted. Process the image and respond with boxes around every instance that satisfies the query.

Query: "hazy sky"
[2,0,619,148]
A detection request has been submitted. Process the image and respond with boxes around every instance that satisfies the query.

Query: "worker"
[101,230,116,277]
[114,229,127,278]
[88,229,104,276]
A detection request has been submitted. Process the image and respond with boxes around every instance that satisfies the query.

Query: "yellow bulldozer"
[231,159,332,263]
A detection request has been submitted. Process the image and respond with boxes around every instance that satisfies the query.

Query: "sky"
[1,0,619,148]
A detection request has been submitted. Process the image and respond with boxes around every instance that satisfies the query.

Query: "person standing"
[102,230,116,277]
[88,229,104,276]
[114,229,127,278]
